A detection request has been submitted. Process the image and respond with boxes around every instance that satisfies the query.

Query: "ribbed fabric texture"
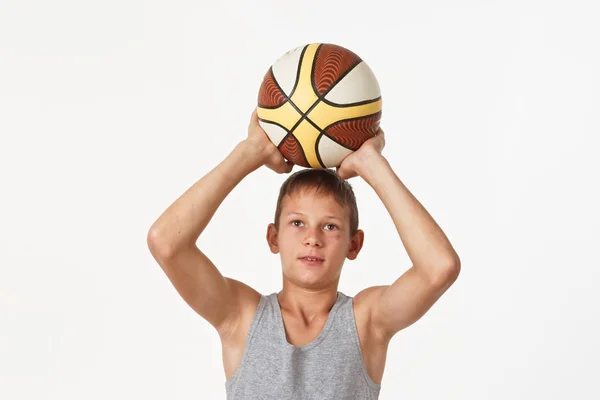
[225,291,381,399]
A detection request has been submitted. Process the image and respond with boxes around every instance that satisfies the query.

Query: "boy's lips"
[298,255,324,261]
[298,255,325,265]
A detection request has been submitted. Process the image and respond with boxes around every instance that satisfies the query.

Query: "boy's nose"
[304,231,323,247]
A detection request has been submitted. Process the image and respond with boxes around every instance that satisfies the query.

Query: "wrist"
[233,139,275,170]
[355,150,388,178]
[228,141,262,173]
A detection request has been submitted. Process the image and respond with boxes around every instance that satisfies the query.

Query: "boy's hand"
[242,109,293,174]
[336,128,386,180]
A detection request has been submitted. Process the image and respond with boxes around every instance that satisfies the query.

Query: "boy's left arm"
[337,130,461,341]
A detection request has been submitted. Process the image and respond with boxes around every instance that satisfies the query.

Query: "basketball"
[257,43,382,169]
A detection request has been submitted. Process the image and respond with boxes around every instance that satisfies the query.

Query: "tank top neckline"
[271,291,344,352]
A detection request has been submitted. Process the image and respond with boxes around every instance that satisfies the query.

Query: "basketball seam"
[319,95,382,109]
[286,98,307,121]
[310,43,325,98]
[289,115,306,134]
[303,98,321,117]
[257,118,291,137]
[319,131,359,152]
[262,46,310,124]
[289,117,316,168]
[286,45,308,101]
[277,132,291,149]
[303,116,327,168]
[314,132,327,168]
[320,59,363,99]
[257,68,289,109]
[310,45,365,102]
[321,111,382,131]
[282,133,311,167]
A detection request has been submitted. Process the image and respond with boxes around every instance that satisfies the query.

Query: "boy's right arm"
[146,111,292,339]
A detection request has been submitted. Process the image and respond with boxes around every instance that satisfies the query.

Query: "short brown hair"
[274,168,359,235]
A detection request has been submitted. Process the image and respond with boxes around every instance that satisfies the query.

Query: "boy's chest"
[221,295,389,385]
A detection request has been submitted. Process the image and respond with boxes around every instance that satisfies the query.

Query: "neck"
[277,283,339,322]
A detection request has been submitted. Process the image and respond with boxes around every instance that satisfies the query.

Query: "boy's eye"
[290,221,337,230]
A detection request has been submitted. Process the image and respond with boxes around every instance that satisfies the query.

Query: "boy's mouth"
[299,256,325,265]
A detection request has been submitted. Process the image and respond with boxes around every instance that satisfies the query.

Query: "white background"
[1,0,599,399]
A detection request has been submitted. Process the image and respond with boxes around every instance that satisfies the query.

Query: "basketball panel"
[308,98,382,130]
[272,45,305,97]
[324,112,382,150]
[289,44,320,112]
[312,44,362,96]
[257,102,302,131]
[280,134,310,168]
[258,68,288,108]
[324,61,381,105]
[317,135,354,168]
[292,119,323,168]
[259,120,288,147]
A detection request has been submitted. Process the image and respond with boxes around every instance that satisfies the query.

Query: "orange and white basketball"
[257,43,382,169]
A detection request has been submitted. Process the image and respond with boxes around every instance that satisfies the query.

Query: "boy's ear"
[346,229,365,260]
[266,223,280,254]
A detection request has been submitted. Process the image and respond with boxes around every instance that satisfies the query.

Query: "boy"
[147,110,460,399]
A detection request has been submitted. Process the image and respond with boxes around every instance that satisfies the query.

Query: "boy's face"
[266,189,364,289]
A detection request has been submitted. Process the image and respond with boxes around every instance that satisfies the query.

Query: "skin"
[266,190,364,322]
[147,109,461,383]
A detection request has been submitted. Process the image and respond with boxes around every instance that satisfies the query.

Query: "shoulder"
[352,285,389,310]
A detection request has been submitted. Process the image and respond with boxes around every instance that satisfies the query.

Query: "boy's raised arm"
[147,111,292,337]
[337,129,460,340]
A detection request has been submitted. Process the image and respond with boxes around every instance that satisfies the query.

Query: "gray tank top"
[225,291,381,399]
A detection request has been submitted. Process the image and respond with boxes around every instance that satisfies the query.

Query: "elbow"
[147,227,174,261]
[430,257,461,288]
[446,259,461,282]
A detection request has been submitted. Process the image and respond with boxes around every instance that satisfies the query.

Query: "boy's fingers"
[284,161,293,173]
[275,160,292,174]
[273,160,293,174]
[248,109,259,128]
[267,164,289,174]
